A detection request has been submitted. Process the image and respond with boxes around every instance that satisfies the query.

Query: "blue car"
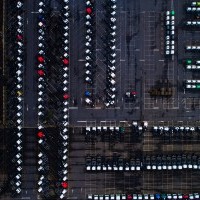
[155,194,161,200]
[38,14,45,21]
[85,91,91,97]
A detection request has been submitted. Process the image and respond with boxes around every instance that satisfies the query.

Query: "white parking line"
[86,107,101,109]
[69,107,78,109]
[106,107,120,109]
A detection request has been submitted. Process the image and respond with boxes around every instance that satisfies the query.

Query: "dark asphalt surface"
[20,0,38,199]
[4,0,200,199]
[68,127,200,200]
[68,0,200,200]
[24,0,38,127]
[69,0,142,124]
[68,0,200,125]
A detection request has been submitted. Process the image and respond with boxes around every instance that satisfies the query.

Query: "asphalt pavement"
[20,0,38,199]
[3,0,200,199]
[24,0,38,127]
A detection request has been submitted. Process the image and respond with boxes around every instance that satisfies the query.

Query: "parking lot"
[68,126,200,199]
[67,0,200,199]
[2,0,200,199]
[67,0,200,125]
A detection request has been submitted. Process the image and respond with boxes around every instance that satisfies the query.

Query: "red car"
[183,194,189,200]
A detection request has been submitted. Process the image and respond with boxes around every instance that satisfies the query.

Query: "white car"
[64,5,69,10]
[110,32,116,36]
[87,194,93,200]
[39,2,44,6]
[17,29,23,33]
[38,8,44,13]
[86,1,92,6]
[64,26,69,30]
[38,43,44,48]
[111,25,117,30]
[110,18,116,23]
[17,1,23,8]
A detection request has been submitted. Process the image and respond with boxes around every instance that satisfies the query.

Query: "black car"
[130,158,136,171]
[124,159,130,171]
[182,154,187,169]
[192,154,198,169]
[135,158,141,171]
[96,155,102,171]
[166,155,172,170]
[91,157,96,171]
[86,155,92,171]
[162,155,167,170]
[112,155,119,170]
[151,155,157,170]
[156,155,162,170]
[143,155,151,170]
[118,158,124,171]
[187,154,192,169]
[197,156,200,169]
[101,156,107,171]
[107,158,112,171]
[171,155,177,169]
[177,155,182,169]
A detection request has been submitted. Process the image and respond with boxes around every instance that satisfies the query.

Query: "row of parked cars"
[87,193,200,200]
[37,1,69,198]
[105,0,117,107]
[37,0,49,198]
[184,2,200,90]
[185,1,200,51]
[84,126,125,143]
[165,11,175,56]
[10,0,24,196]
[86,155,140,171]
[184,2,200,28]
[85,0,96,107]
[83,122,148,143]
[84,124,199,138]
[57,0,70,199]
[184,59,200,70]
[185,80,200,89]
[186,1,200,13]
[185,45,200,51]
[185,1,200,27]
[152,126,199,136]
[37,1,70,199]
[186,21,200,27]
[143,154,200,170]
[86,154,200,171]
[132,121,148,136]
